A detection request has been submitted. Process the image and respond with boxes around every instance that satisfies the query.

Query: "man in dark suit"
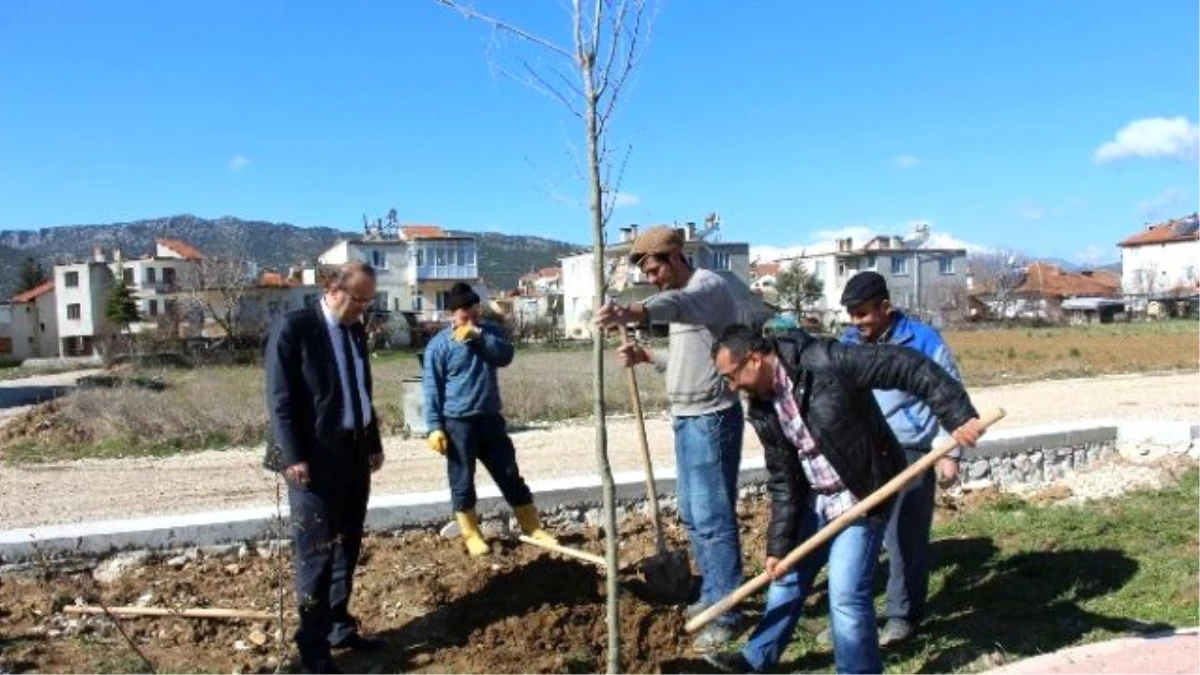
[264,261,386,674]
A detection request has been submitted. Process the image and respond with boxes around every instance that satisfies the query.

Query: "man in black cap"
[421,281,557,556]
[837,270,965,647]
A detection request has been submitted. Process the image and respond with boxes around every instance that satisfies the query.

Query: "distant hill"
[0,215,580,298]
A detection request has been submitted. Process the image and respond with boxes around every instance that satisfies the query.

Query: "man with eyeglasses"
[263,261,387,674]
[704,324,983,674]
[593,225,746,653]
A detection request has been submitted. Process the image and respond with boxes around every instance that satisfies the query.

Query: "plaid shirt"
[770,359,859,520]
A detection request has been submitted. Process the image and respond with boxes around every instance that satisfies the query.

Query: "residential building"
[971,262,1121,321]
[559,219,760,339]
[54,255,116,357]
[116,239,206,333]
[318,222,482,324]
[780,227,968,325]
[0,280,57,362]
[1118,213,1199,312]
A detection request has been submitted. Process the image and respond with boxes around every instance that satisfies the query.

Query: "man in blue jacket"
[839,271,963,646]
[422,281,557,556]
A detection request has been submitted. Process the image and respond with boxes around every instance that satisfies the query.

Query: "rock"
[165,555,189,569]
[93,550,152,584]
[247,629,269,647]
[410,653,434,667]
[236,544,250,560]
[232,639,251,652]
[439,520,462,539]
[200,544,240,559]
[960,479,996,492]
[224,563,242,576]
[967,460,991,481]
[134,592,154,607]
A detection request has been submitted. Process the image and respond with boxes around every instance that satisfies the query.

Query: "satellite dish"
[904,222,931,248]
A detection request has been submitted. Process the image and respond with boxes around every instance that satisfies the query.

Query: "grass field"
[777,467,1200,673]
[1,320,1196,463]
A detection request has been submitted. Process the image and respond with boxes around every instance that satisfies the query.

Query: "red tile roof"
[10,279,54,303]
[1017,262,1120,298]
[1118,214,1199,247]
[752,262,781,278]
[400,225,447,239]
[157,239,206,260]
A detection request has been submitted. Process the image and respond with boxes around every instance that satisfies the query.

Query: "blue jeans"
[673,404,744,627]
[741,506,886,674]
[444,414,533,512]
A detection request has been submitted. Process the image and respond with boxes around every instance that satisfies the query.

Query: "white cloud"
[229,154,251,172]
[1093,116,1200,163]
[1135,186,1185,219]
[749,222,987,263]
[891,154,924,170]
[613,192,641,208]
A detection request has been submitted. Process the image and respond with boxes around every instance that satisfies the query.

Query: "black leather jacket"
[749,331,978,558]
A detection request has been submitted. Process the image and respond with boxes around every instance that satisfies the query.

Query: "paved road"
[0,369,104,427]
[1,371,1196,528]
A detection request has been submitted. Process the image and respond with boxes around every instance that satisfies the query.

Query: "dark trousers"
[288,437,371,665]
[444,414,533,512]
[884,446,937,623]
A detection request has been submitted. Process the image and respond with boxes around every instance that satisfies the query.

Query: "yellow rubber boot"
[455,510,491,557]
[514,504,558,545]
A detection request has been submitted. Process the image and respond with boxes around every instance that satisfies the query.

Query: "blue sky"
[1,1,1197,265]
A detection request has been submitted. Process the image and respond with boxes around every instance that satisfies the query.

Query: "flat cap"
[840,271,890,307]
[628,226,684,262]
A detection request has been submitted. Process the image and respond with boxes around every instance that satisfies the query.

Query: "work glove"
[453,324,480,343]
[427,430,449,456]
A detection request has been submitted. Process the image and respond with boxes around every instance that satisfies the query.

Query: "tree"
[775,259,824,317]
[16,257,45,294]
[439,2,652,671]
[969,249,1028,321]
[103,277,141,361]
[178,257,259,345]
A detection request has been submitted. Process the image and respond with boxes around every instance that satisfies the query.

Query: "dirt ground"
[1,371,1197,529]
[0,507,772,674]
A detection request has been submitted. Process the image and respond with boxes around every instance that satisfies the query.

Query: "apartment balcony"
[416,264,478,280]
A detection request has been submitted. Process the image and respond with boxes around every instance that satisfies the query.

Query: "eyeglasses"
[720,355,750,384]
[338,286,376,304]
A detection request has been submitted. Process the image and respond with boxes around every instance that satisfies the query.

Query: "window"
[375,291,389,312]
[813,260,827,279]
[122,268,134,285]
[394,298,401,312]
[837,262,847,277]
[39,322,45,333]
[414,295,424,311]
[65,271,79,287]
[162,267,176,287]
[164,300,177,317]
[864,255,877,271]
[891,256,909,275]
[67,303,81,320]
[148,299,158,317]
[435,290,448,311]
[711,251,731,270]
[939,257,955,275]
[370,250,386,269]
[146,267,157,284]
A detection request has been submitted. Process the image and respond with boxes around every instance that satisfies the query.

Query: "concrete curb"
[1,420,1195,563]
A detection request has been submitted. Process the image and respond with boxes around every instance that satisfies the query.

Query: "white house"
[318,223,482,323]
[559,220,756,339]
[116,239,206,332]
[779,226,968,326]
[0,280,57,362]
[1118,213,1199,310]
[54,256,116,357]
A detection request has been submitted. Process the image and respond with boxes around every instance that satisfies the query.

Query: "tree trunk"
[581,51,620,675]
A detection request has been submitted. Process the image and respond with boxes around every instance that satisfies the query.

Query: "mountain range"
[0,215,581,298]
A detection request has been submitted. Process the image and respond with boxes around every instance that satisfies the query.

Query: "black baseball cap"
[840,271,890,307]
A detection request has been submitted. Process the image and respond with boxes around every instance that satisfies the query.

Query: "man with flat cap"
[422,281,558,557]
[594,225,746,653]
[838,270,965,646]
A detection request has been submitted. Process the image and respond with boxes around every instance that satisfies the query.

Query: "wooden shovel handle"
[618,324,667,553]
[64,605,276,621]
[686,407,1007,633]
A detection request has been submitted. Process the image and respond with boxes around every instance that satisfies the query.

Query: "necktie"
[341,325,365,430]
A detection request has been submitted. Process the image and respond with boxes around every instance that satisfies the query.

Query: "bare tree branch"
[438,0,574,60]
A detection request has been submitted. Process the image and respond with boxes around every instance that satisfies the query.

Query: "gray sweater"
[643,268,741,417]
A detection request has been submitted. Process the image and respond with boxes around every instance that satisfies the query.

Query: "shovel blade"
[642,549,692,603]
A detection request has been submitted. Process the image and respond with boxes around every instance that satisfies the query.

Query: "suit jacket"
[263,304,384,472]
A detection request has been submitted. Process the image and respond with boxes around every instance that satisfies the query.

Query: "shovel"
[619,325,692,602]
[686,407,1008,633]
